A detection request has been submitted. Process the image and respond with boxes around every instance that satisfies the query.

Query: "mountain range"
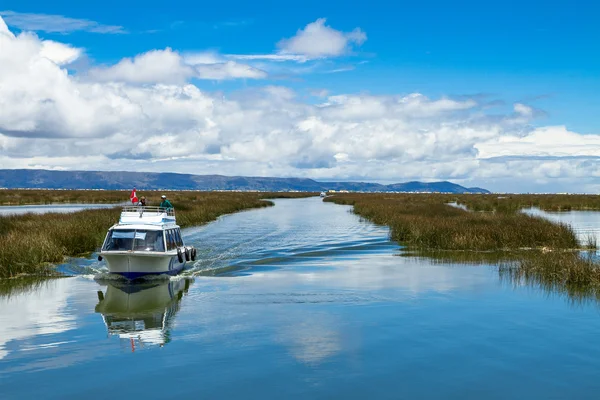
[0,169,490,193]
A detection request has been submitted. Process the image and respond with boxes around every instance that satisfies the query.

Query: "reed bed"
[499,252,600,303]
[0,189,316,205]
[0,189,129,205]
[327,193,600,302]
[326,194,582,251]
[0,191,314,278]
[452,193,600,212]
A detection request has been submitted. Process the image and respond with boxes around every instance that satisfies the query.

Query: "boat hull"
[101,252,186,280]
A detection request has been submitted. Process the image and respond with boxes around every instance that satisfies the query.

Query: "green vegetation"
[326,193,600,301]
[0,189,129,205]
[0,189,316,205]
[452,193,600,212]
[325,193,583,251]
[0,191,315,278]
[499,252,600,303]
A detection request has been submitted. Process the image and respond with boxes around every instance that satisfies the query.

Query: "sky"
[0,0,599,193]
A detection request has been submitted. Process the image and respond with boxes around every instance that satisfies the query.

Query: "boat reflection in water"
[95,278,192,350]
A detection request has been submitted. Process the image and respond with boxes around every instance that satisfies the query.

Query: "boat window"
[174,229,183,246]
[166,230,176,251]
[133,230,165,252]
[102,229,135,251]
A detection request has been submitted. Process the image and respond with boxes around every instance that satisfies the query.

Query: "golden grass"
[325,193,582,251]
[0,189,129,205]
[452,193,600,212]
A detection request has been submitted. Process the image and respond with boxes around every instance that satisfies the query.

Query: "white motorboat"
[320,191,327,198]
[99,206,196,280]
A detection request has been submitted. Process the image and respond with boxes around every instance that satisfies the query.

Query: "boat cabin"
[101,206,184,253]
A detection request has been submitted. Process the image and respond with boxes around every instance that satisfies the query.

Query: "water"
[0,203,117,216]
[3,198,600,399]
[524,207,600,245]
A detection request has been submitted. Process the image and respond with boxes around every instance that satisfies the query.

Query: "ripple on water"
[180,198,395,276]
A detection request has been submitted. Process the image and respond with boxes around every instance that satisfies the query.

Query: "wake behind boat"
[99,205,196,279]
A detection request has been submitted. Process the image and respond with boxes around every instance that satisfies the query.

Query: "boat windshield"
[102,229,165,252]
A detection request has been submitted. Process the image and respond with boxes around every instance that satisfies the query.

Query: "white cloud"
[89,48,195,84]
[2,16,600,192]
[514,103,533,117]
[0,13,14,37]
[195,61,267,80]
[212,20,369,75]
[0,10,125,34]
[227,54,310,63]
[40,40,83,65]
[476,125,600,158]
[89,48,267,83]
[183,51,224,65]
[277,18,366,59]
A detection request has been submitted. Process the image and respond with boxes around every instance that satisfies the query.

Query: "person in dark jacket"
[159,195,173,210]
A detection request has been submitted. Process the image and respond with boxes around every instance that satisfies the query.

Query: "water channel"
[2,198,600,399]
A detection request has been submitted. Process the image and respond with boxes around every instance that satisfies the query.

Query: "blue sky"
[4,0,598,131]
[0,1,599,192]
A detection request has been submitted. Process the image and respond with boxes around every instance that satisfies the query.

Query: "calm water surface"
[2,198,600,399]
[524,207,600,244]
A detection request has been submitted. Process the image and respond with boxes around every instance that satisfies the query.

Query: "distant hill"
[0,169,490,194]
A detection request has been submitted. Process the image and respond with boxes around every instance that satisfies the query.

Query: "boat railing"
[121,206,175,217]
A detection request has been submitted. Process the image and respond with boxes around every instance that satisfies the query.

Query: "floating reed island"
[325,193,600,300]
[0,190,315,278]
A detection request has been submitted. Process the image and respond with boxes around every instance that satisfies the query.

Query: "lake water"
[523,207,600,245]
[0,203,117,216]
[2,198,600,399]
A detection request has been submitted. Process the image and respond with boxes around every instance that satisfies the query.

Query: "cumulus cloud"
[277,18,366,59]
[89,48,195,84]
[476,126,600,158]
[40,40,83,65]
[514,103,533,117]
[89,48,266,83]
[2,16,600,192]
[227,19,366,65]
[0,13,13,37]
[0,10,125,34]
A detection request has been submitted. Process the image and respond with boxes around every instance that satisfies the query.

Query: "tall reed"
[499,252,600,302]
[326,194,581,251]
[327,193,600,302]
[452,193,600,212]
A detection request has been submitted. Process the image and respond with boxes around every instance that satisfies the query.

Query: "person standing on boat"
[137,196,147,207]
[160,195,173,210]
